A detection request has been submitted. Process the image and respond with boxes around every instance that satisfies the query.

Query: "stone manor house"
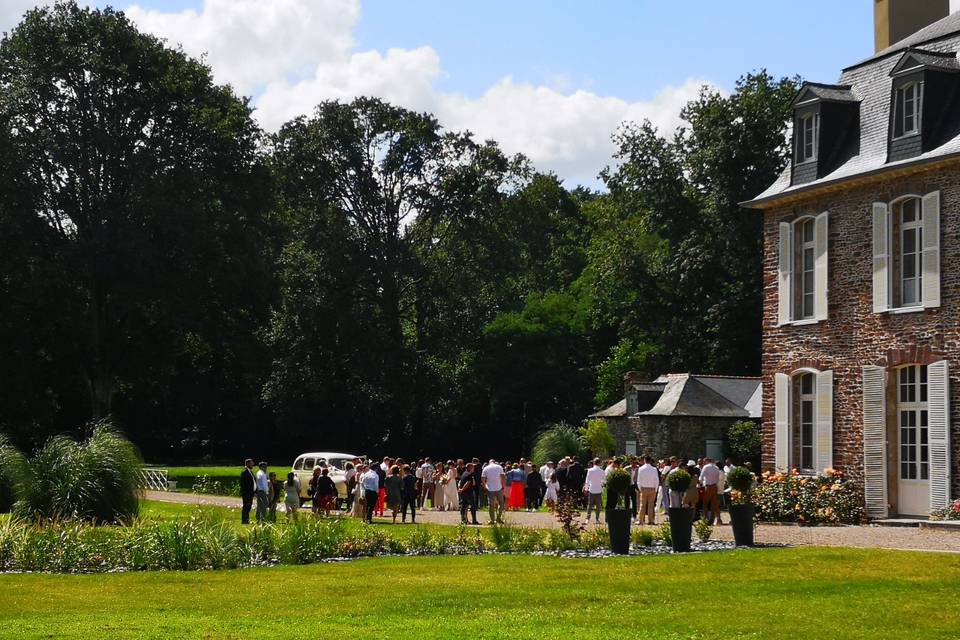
[744,2,960,517]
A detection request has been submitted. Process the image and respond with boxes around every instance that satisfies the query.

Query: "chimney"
[623,371,649,393]
[874,0,950,52]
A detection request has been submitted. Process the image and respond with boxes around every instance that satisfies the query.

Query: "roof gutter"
[740,150,960,210]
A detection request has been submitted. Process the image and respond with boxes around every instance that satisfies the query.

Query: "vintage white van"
[291,452,362,507]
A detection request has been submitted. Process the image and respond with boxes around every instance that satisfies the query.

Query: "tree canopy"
[0,2,799,461]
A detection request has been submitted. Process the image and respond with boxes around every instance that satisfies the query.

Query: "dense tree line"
[0,3,799,461]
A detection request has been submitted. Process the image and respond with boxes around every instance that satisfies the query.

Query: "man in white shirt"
[481,459,505,524]
[637,456,660,525]
[699,457,723,525]
[361,465,380,523]
[255,462,270,523]
[419,458,435,512]
[583,458,606,523]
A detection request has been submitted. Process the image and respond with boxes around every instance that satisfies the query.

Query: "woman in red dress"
[507,463,526,511]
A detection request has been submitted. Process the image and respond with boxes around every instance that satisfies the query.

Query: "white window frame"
[897,364,929,483]
[894,81,923,139]
[898,197,923,307]
[799,217,816,320]
[796,112,818,164]
[796,371,816,474]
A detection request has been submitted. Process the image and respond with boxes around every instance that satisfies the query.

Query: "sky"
[2,1,955,186]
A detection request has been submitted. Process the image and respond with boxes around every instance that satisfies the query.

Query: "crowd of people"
[238,454,751,526]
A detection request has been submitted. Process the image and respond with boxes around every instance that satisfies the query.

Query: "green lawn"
[0,548,958,639]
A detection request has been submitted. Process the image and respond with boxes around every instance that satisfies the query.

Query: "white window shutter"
[815,370,833,472]
[922,190,941,308]
[872,202,889,313]
[774,373,790,472]
[927,360,951,511]
[814,211,829,321]
[862,365,888,519]
[778,222,792,324]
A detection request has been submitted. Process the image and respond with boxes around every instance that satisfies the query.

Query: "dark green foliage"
[666,468,691,493]
[726,465,754,494]
[531,423,586,465]
[15,423,143,523]
[605,468,632,509]
[727,420,762,467]
[0,3,798,462]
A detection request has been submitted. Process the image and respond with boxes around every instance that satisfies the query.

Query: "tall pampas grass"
[14,422,143,524]
[0,433,26,513]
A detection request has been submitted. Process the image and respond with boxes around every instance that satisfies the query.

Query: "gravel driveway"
[144,490,960,552]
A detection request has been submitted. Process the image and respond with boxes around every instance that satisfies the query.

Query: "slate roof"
[588,398,627,418]
[745,12,960,208]
[795,83,857,104]
[638,374,762,419]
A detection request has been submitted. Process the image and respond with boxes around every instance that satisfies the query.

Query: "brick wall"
[761,166,960,500]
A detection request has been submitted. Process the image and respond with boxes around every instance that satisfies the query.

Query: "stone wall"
[760,166,960,500]
[624,415,739,461]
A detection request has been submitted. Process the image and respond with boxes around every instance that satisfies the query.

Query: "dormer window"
[797,113,819,163]
[894,81,923,139]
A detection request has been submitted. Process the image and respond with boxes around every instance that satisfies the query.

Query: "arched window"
[794,371,816,473]
[794,217,816,320]
[894,196,923,307]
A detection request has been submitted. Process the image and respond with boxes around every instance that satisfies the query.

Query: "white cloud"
[8,0,714,186]
[126,0,359,96]
[1,1,54,35]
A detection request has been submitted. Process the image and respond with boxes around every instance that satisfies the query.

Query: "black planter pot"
[605,509,632,554]
[668,507,693,552]
[728,503,755,546]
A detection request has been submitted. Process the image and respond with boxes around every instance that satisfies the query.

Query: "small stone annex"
[589,372,761,462]
[744,5,960,518]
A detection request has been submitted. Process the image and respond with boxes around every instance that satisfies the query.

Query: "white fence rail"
[139,467,170,492]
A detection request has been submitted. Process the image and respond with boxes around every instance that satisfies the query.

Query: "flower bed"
[753,469,865,525]
[0,516,741,573]
[930,499,960,521]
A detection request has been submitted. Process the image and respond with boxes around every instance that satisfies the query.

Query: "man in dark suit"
[567,458,585,507]
[239,458,256,524]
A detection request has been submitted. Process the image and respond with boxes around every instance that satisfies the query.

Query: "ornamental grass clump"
[753,468,865,524]
[0,434,26,513]
[15,422,142,524]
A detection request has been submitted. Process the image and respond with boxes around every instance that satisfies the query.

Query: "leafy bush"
[190,475,240,497]
[657,521,672,546]
[553,493,586,539]
[727,420,761,467]
[726,466,754,495]
[15,423,143,523]
[666,468,691,493]
[0,434,26,512]
[579,419,616,459]
[929,499,960,521]
[631,527,654,547]
[753,469,865,525]
[694,518,712,542]
[577,526,608,551]
[605,468,632,509]
[531,423,586,466]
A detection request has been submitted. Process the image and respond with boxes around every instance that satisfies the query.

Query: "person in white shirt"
[583,458,606,523]
[699,458,723,525]
[481,460,505,524]
[539,461,553,484]
[636,456,660,525]
[419,458,435,511]
[360,465,380,523]
[255,462,270,523]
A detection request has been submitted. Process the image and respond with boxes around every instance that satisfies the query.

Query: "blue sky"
[353,1,873,101]
[0,1,926,184]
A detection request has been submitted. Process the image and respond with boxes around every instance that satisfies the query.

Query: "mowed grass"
[0,548,958,639]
